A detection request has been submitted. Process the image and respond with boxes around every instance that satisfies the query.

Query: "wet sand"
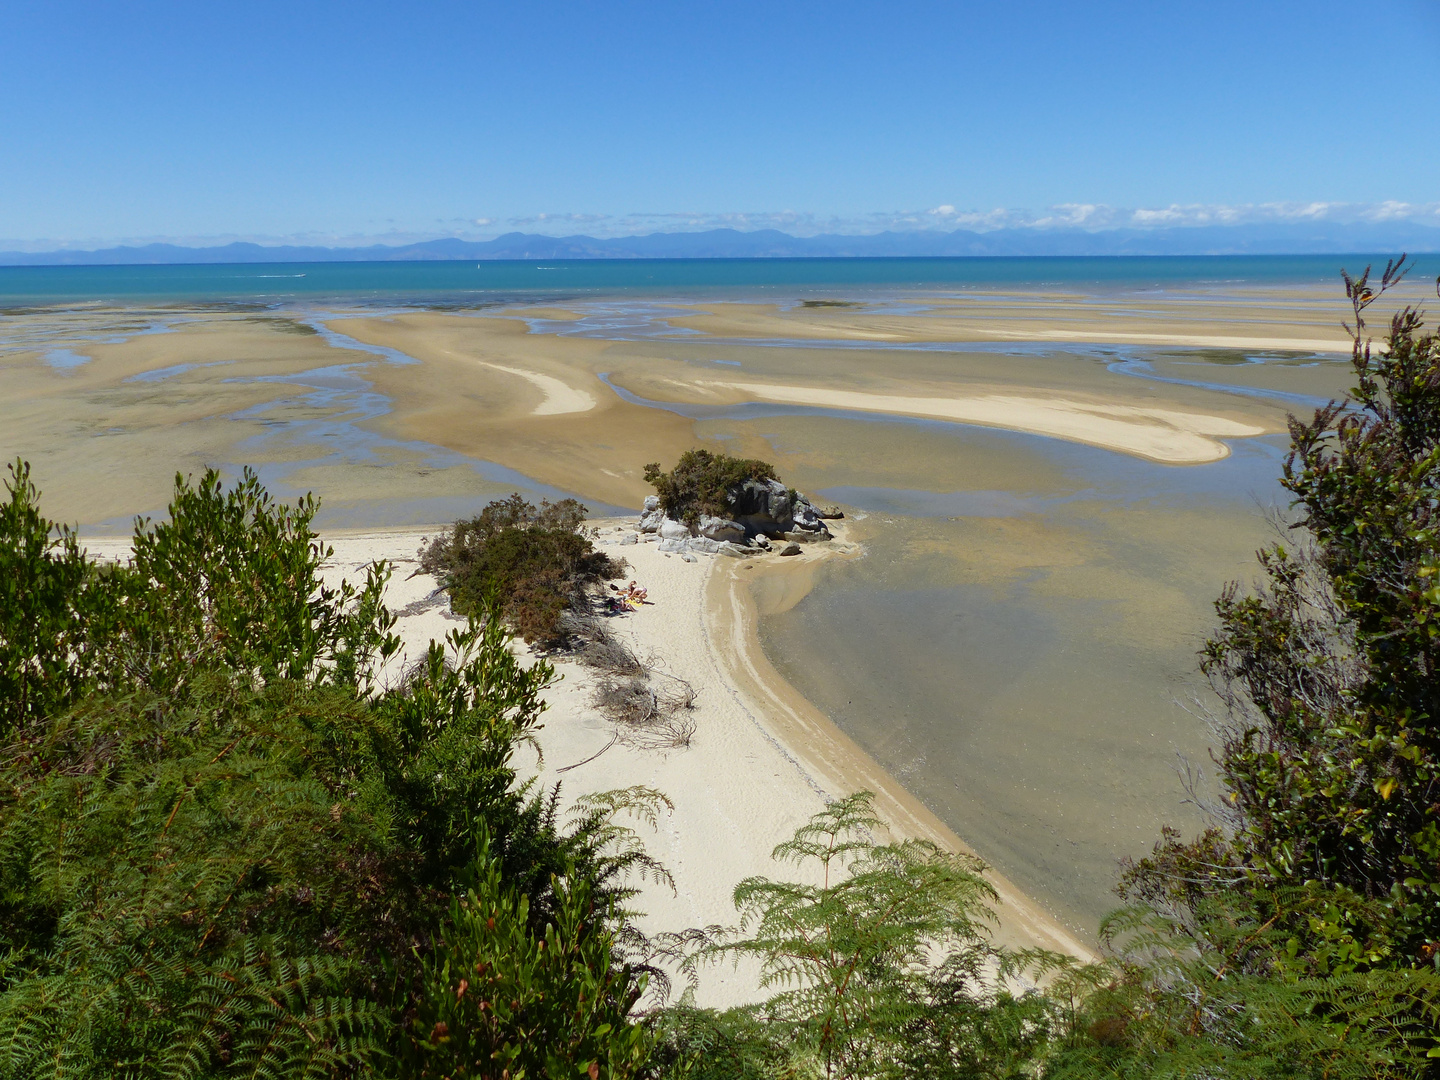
[325,313,693,509]
[2,286,1357,524]
[2,279,1379,940]
[654,284,1387,352]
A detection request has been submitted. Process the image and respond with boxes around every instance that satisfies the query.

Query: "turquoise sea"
[0,254,1425,306]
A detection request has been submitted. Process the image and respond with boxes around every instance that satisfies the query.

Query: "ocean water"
[0,254,1424,306]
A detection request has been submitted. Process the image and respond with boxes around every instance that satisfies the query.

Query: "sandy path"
[697,380,1265,464]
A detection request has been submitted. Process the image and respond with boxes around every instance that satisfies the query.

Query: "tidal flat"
[734,414,1294,930]
[1,271,1418,938]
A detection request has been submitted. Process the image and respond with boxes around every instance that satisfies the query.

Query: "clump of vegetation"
[643,450,779,525]
[241,314,321,335]
[419,493,626,645]
[591,672,698,750]
[422,495,698,749]
[799,299,860,308]
[563,619,697,752]
[654,792,1060,1079]
[1053,258,1440,1075]
[0,462,662,1079]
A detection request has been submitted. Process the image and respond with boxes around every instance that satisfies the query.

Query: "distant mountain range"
[4,222,1440,265]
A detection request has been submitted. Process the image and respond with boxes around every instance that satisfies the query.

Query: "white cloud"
[508,212,611,227]
[7,201,1439,252]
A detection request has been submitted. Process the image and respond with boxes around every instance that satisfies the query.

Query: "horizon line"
[4,220,1440,267]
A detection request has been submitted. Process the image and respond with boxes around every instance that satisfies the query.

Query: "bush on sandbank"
[642,450,780,526]
[419,493,627,645]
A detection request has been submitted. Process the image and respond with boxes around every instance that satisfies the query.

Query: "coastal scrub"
[419,492,626,645]
[643,450,780,526]
[0,465,657,1079]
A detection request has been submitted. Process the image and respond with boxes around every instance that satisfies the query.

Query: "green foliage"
[647,1003,804,1080]
[0,465,656,1078]
[1159,260,1440,958]
[0,460,113,735]
[403,843,653,1080]
[0,462,402,731]
[1099,260,1440,1074]
[419,493,625,645]
[1041,897,1440,1078]
[120,466,402,696]
[642,450,779,526]
[667,792,1056,1080]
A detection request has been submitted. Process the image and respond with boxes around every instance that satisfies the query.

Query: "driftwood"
[567,614,697,750]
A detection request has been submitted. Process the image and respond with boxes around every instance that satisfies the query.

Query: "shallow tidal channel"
[739,411,1294,936]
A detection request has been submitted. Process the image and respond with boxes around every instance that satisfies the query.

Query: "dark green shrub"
[0,460,115,735]
[402,844,654,1080]
[0,467,656,1078]
[1069,261,1440,1075]
[1123,261,1440,960]
[642,451,778,525]
[420,494,625,645]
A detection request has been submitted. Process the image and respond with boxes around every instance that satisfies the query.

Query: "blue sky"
[3,0,1438,247]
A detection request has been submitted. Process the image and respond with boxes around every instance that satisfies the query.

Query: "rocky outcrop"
[638,495,666,534]
[657,536,749,557]
[726,478,831,540]
[696,514,746,544]
[637,479,834,550]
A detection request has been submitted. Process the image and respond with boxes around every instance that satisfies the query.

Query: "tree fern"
[1,465,658,1079]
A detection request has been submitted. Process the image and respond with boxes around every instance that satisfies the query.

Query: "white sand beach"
[318,522,1096,1005]
[80,520,1095,1007]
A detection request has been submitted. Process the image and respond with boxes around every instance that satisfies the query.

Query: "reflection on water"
[819,486,1056,518]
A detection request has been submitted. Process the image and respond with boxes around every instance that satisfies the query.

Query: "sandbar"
[473,359,598,415]
[651,283,1425,354]
[695,379,1265,464]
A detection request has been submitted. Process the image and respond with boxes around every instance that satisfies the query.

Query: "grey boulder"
[697,513,747,544]
[729,477,831,539]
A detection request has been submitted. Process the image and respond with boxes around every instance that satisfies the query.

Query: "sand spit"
[79,522,1094,1007]
[696,380,1266,464]
[372,522,1095,1000]
[328,313,693,508]
[706,548,1096,964]
[476,360,598,415]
